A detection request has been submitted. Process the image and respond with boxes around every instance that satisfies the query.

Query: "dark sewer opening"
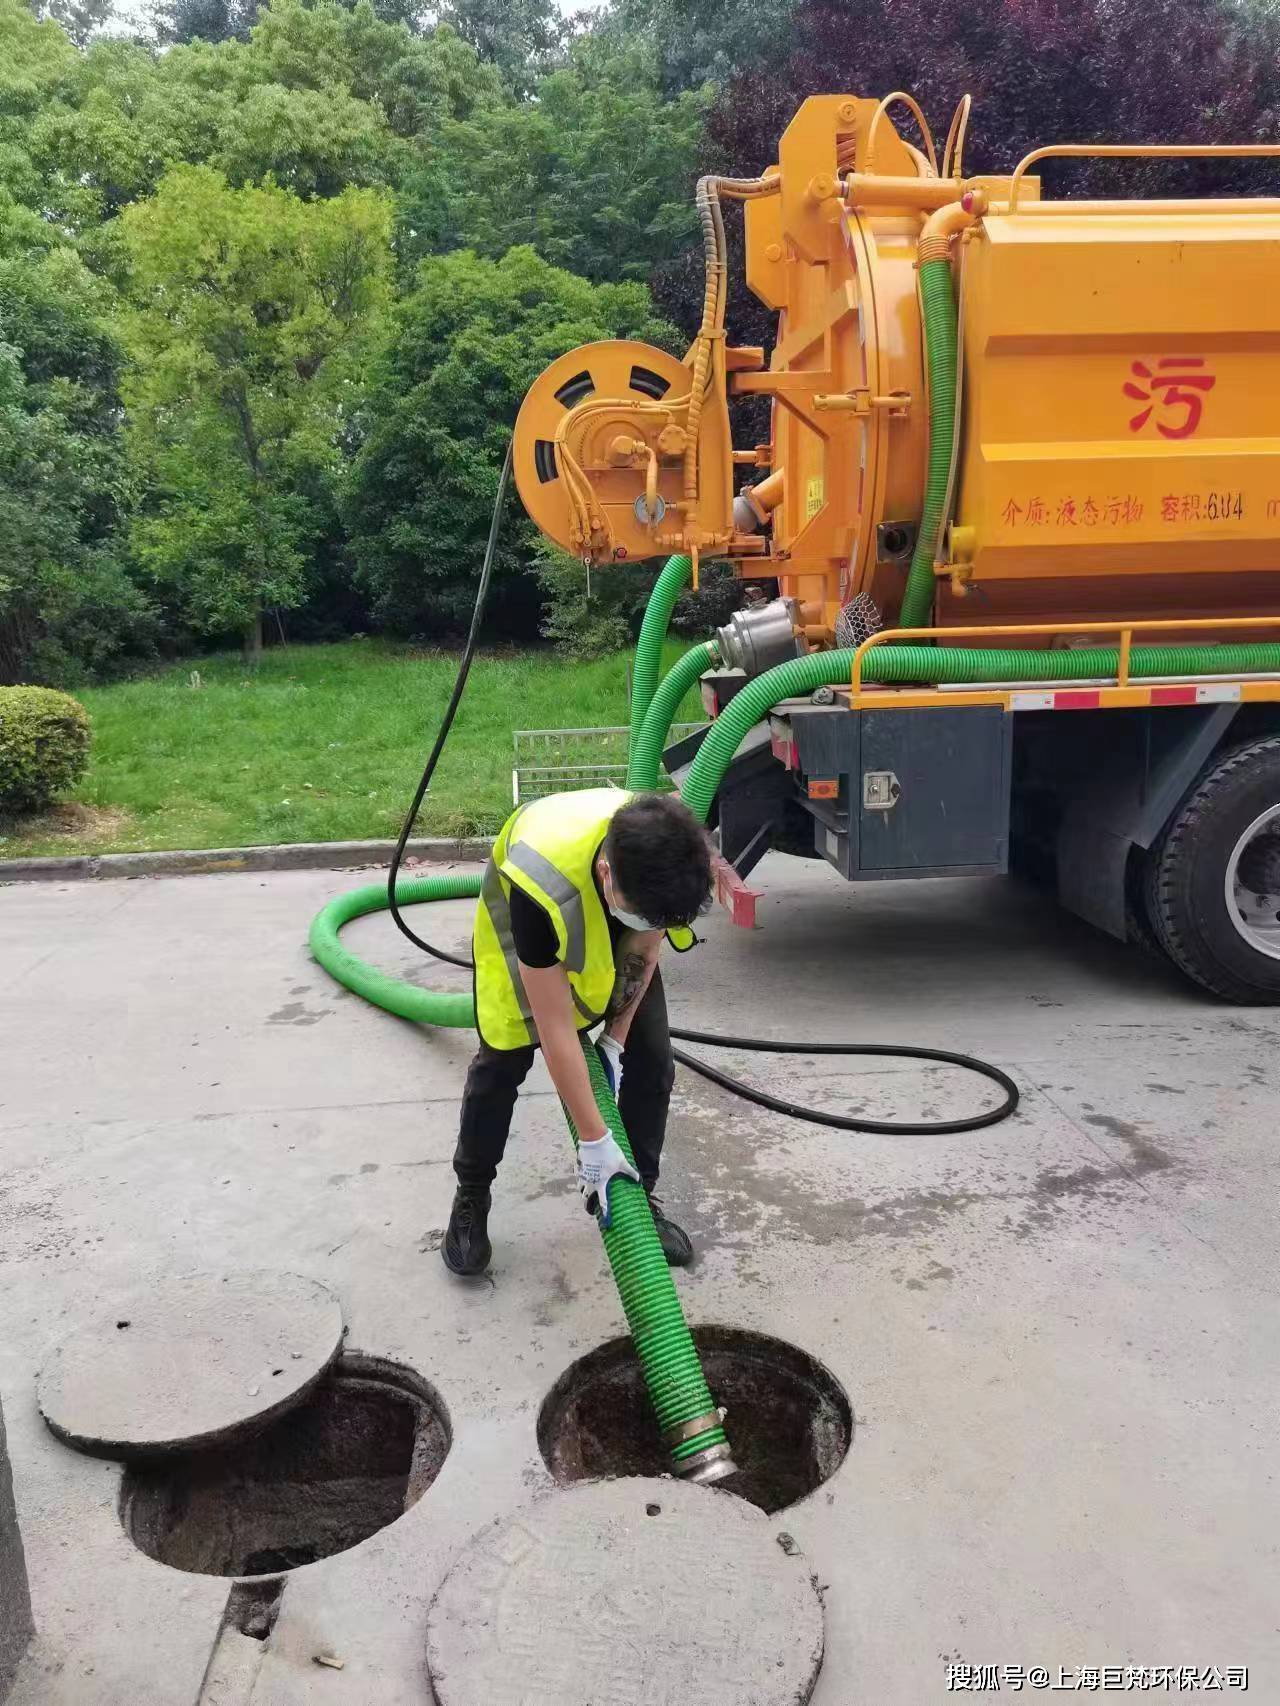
[120,1354,450,1577]
[537,1326,852,1514]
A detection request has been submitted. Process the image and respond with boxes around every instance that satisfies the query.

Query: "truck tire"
[1144,736,1280,1003]
[1124,853,1162,959]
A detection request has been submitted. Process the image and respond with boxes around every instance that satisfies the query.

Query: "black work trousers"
[453,968,675,1192]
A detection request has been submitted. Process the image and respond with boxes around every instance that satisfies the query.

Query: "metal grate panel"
[512,725,704,804]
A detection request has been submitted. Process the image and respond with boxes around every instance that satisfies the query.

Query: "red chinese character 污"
[1002,498,1023,526]
[1104,495,1123,526]
[1124,357,1216,439]
[1161,494,1179,522]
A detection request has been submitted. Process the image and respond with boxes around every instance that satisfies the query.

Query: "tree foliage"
[428,0,566,94]
[401,35,704,280]
[119,166,392,652]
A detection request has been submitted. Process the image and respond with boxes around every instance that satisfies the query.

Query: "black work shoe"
[442,1186,492,1276]
[647,1193,693,1267]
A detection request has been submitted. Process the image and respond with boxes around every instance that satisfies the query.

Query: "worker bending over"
[443,788,713,1277]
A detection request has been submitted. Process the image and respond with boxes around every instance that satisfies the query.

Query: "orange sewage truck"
[511,92,1280,1003]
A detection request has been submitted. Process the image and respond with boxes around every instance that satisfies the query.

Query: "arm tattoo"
[606,952,648,1021]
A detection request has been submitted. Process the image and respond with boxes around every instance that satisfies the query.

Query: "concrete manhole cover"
[426,1477,825,1705]
[37,1272,344,1459]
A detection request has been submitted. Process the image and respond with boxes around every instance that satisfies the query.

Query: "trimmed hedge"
[0,686,92,815]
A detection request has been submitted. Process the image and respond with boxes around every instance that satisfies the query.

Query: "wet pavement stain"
[533,1267,580,1327]
[267,1000,332,1027]
[672,1076,1184,1252]
[1080,1112,1174,1173]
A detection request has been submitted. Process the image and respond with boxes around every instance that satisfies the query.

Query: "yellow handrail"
[851,614,1280,695]
[1006,142,1280,213]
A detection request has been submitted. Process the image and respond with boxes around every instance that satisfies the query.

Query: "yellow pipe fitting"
[744,468,785,522]
[916,187,989,263]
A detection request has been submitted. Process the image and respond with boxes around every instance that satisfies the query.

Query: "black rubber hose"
[669,1030,1018,1135]
[386,439,513,968]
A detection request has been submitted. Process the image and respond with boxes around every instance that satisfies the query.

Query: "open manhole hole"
[537,1325,851,1514]
[120,1354,450,1577]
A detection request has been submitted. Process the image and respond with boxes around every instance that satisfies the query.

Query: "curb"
[0,837,493,885]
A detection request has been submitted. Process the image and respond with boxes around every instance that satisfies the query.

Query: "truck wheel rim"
[1225,804,1280,961]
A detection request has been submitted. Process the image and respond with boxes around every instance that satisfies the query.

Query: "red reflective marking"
[1150,686,1197,706]
[709,850,761,930]
[1053,690,1102,711]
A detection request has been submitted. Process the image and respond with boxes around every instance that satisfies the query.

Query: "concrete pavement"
[0,857,1276,1702]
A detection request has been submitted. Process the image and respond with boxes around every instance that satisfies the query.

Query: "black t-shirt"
[510,870,624,969]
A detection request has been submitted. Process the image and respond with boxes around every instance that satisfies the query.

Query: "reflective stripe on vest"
[474,788,630,1051]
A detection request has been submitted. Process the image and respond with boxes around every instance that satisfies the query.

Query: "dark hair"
[604,793,714,928]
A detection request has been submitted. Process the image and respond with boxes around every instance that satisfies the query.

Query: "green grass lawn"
[0,638,706,860]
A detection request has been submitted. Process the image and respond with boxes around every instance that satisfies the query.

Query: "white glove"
[595,1033,625,1099]
[577,1131,640,1228]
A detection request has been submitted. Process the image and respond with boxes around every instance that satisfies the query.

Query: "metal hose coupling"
[665,1408,738,1484]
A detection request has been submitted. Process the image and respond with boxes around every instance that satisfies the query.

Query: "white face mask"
[603,869,660,933]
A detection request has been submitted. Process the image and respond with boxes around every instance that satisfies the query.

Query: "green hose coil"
[900,257,960,631]
[627,639,717,790]
[627,554,692,757]
[308,875,479,1028]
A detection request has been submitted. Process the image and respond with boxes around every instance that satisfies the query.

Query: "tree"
[399,34,705,281]
[428,0,565,94]
[27,0,115,48]
[19,1,503,232]
[120,165,392,659]
[345,244,680,636]
[154,0,258,46]
[0,231,153,682]
[599,0,798,96]
[0,337,148,684]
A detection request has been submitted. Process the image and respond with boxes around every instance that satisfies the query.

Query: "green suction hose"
[627,639,717,790]
[566,1036,730,1475]
[628,554,692,755]
[865,641,1280,683]
[899,256,960,631]
[675,640,1280,821]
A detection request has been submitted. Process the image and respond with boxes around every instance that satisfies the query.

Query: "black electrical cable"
[386,439,513,969]
[669,1031,1018,1135]
[387,437,1020,1135]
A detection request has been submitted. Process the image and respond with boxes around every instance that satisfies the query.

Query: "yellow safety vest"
[474,787,694,1051]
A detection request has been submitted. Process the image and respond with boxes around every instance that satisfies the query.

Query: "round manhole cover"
[426,1478,824,1705]
[38,1272,344,1459]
